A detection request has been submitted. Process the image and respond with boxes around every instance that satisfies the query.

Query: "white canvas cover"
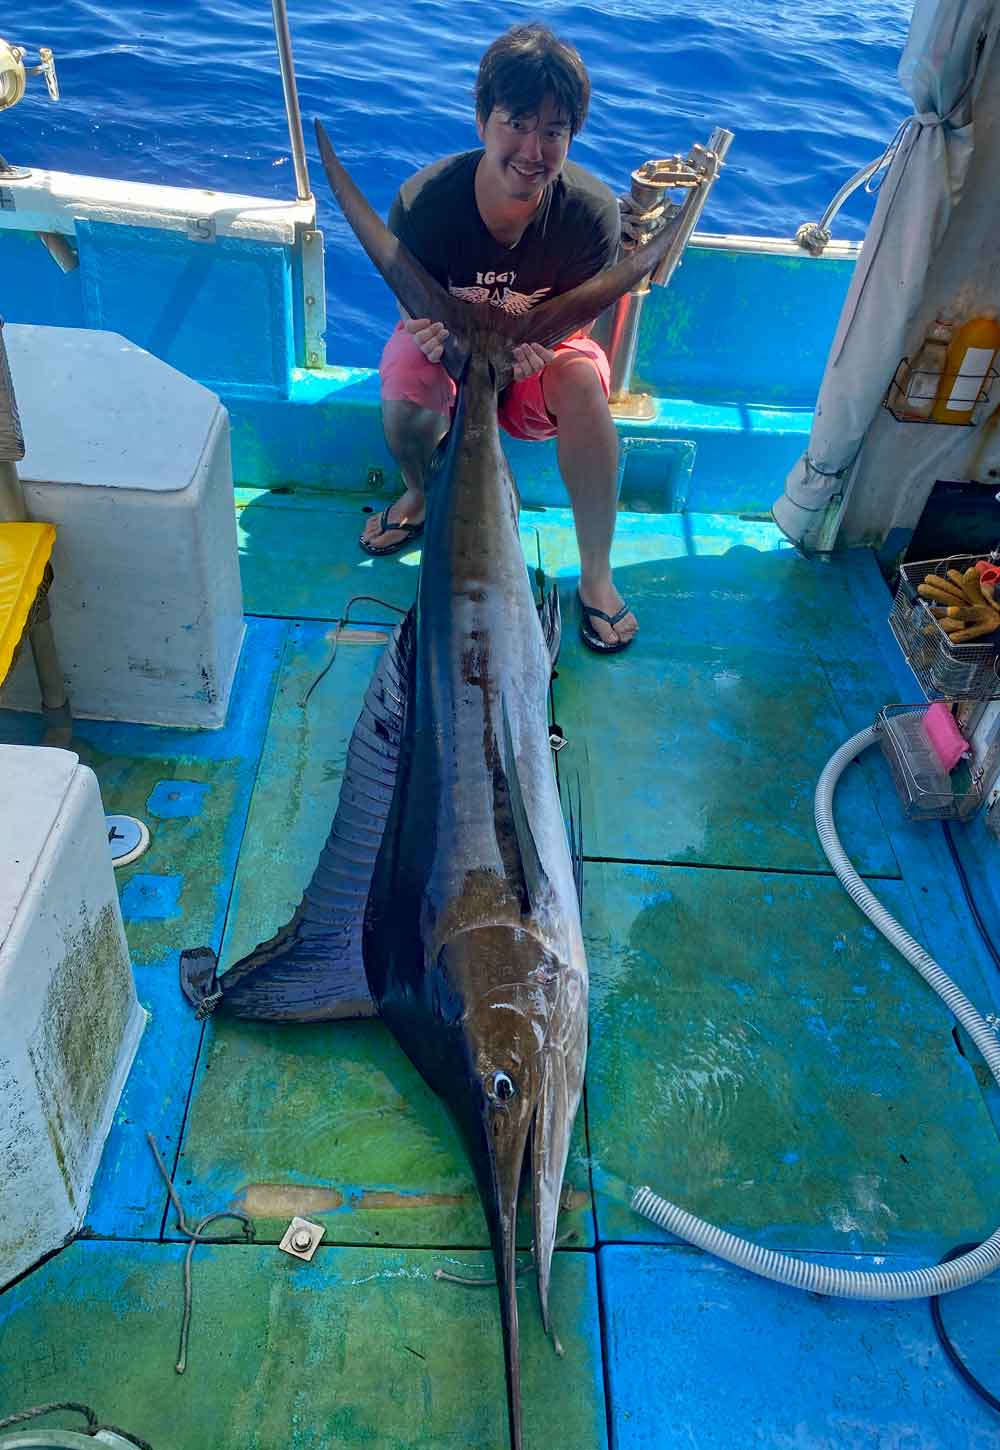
[772,0,1000,549]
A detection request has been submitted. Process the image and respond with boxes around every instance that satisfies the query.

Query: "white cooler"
[0,324,245,727]
[0,743,146,1287]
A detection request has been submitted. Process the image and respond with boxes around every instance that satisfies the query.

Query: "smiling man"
[360,23,638,653]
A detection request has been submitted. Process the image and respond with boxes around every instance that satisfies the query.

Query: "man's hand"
[404,317,449,363]
[512,341,556,381]
[618,193,668,251]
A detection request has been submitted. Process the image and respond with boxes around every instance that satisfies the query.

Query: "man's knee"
[542,352,609,419]
[382,398,449,458]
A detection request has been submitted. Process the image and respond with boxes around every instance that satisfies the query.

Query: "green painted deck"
[3,495,1000,1447]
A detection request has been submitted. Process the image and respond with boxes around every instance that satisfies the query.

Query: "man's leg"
[360,399,447,550]
[541,352,638,648]
[362,325,452,551]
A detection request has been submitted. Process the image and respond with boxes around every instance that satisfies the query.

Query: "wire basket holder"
[883,358,999,424]
[889,554,1000,700]
[875,704,984,821]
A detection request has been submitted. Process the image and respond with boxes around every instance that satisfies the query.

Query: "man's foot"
[577,581,638,653]
[360,490,426,556]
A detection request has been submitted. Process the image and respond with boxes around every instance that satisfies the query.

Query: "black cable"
[941,820,1000,973]
[929,1243,1000,1415]
[302,594,406,706]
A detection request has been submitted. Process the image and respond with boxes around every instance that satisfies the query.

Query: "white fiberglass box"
[0,324,245,727]
[0,744,146,1288]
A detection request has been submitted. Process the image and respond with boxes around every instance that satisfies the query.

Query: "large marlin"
[184,121,683,1449]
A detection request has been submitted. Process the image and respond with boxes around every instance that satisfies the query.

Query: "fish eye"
[487,1070,517,1104]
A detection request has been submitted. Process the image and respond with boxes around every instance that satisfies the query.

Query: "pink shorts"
[379,322,611,442]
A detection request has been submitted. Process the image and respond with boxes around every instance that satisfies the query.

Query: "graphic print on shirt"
[449,270,552,315]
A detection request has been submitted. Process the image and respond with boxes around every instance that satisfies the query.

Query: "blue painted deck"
[2,502,1000,1446]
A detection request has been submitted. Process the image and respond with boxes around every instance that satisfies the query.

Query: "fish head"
[436,927,559,1207]
[467,980,553,1190]
[431,926,568,1450]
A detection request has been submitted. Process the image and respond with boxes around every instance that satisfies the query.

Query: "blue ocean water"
[6,0,913,365]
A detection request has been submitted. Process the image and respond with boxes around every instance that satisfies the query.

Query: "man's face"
[476,92,572,203]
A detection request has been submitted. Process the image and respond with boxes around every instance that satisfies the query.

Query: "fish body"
[364,353,587,1446]
[207,121,685,1449]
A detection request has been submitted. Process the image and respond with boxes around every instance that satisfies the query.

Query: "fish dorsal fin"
[563,772,584,909]
[538,585,561,670]
[315,119,475,382]
[215,609,415,1022]
[503,215,683,354]
[500,694,551,913]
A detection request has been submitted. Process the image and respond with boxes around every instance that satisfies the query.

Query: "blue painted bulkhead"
[0,218,855,513]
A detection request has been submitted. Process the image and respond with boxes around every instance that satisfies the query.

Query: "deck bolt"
[308,352,319,364]
[291,1228,313,1252]
[306,295,315,306]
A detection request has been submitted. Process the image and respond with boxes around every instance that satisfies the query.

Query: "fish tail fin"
[503,214,682,355]
[315,118,474,381]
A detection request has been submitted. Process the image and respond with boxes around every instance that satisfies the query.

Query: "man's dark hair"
[475,24,591,136]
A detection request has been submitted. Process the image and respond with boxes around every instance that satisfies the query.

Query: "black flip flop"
[579,597,635,654]
[359,504,425,557]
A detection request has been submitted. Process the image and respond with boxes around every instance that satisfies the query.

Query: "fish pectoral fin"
[500,694,552,913]
[211,609,416,1024]
[531,1059,581,1340]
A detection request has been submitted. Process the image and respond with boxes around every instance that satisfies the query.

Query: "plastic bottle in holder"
[931,313,1000,424]
[900,318,953,419]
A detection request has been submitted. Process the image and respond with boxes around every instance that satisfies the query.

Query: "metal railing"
[271,0,311,203]
[794,154,883,255]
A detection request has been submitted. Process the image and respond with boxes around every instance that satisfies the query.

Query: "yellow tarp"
[0,522,56,682]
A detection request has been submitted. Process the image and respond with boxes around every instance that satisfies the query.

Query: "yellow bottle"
[931,313,1000,424]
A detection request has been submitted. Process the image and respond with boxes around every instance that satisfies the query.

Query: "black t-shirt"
[387,150,620,319]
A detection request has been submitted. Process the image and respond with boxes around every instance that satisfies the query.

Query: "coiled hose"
[632,725,1000,1299]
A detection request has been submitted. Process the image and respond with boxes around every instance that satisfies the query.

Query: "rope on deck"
[0,1401,154,1448]
[147,1132,255,1375]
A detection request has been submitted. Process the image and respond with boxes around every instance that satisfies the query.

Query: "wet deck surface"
[3,495,1000,1447]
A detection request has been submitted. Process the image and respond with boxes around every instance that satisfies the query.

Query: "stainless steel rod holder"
[606,127,734,409]
[271,0,312,203]
[650,127,733,289]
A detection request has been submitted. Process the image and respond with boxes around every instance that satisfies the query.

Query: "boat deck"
[3,494,1000,1447]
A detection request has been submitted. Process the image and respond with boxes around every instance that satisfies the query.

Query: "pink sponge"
[921,702,968,771]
